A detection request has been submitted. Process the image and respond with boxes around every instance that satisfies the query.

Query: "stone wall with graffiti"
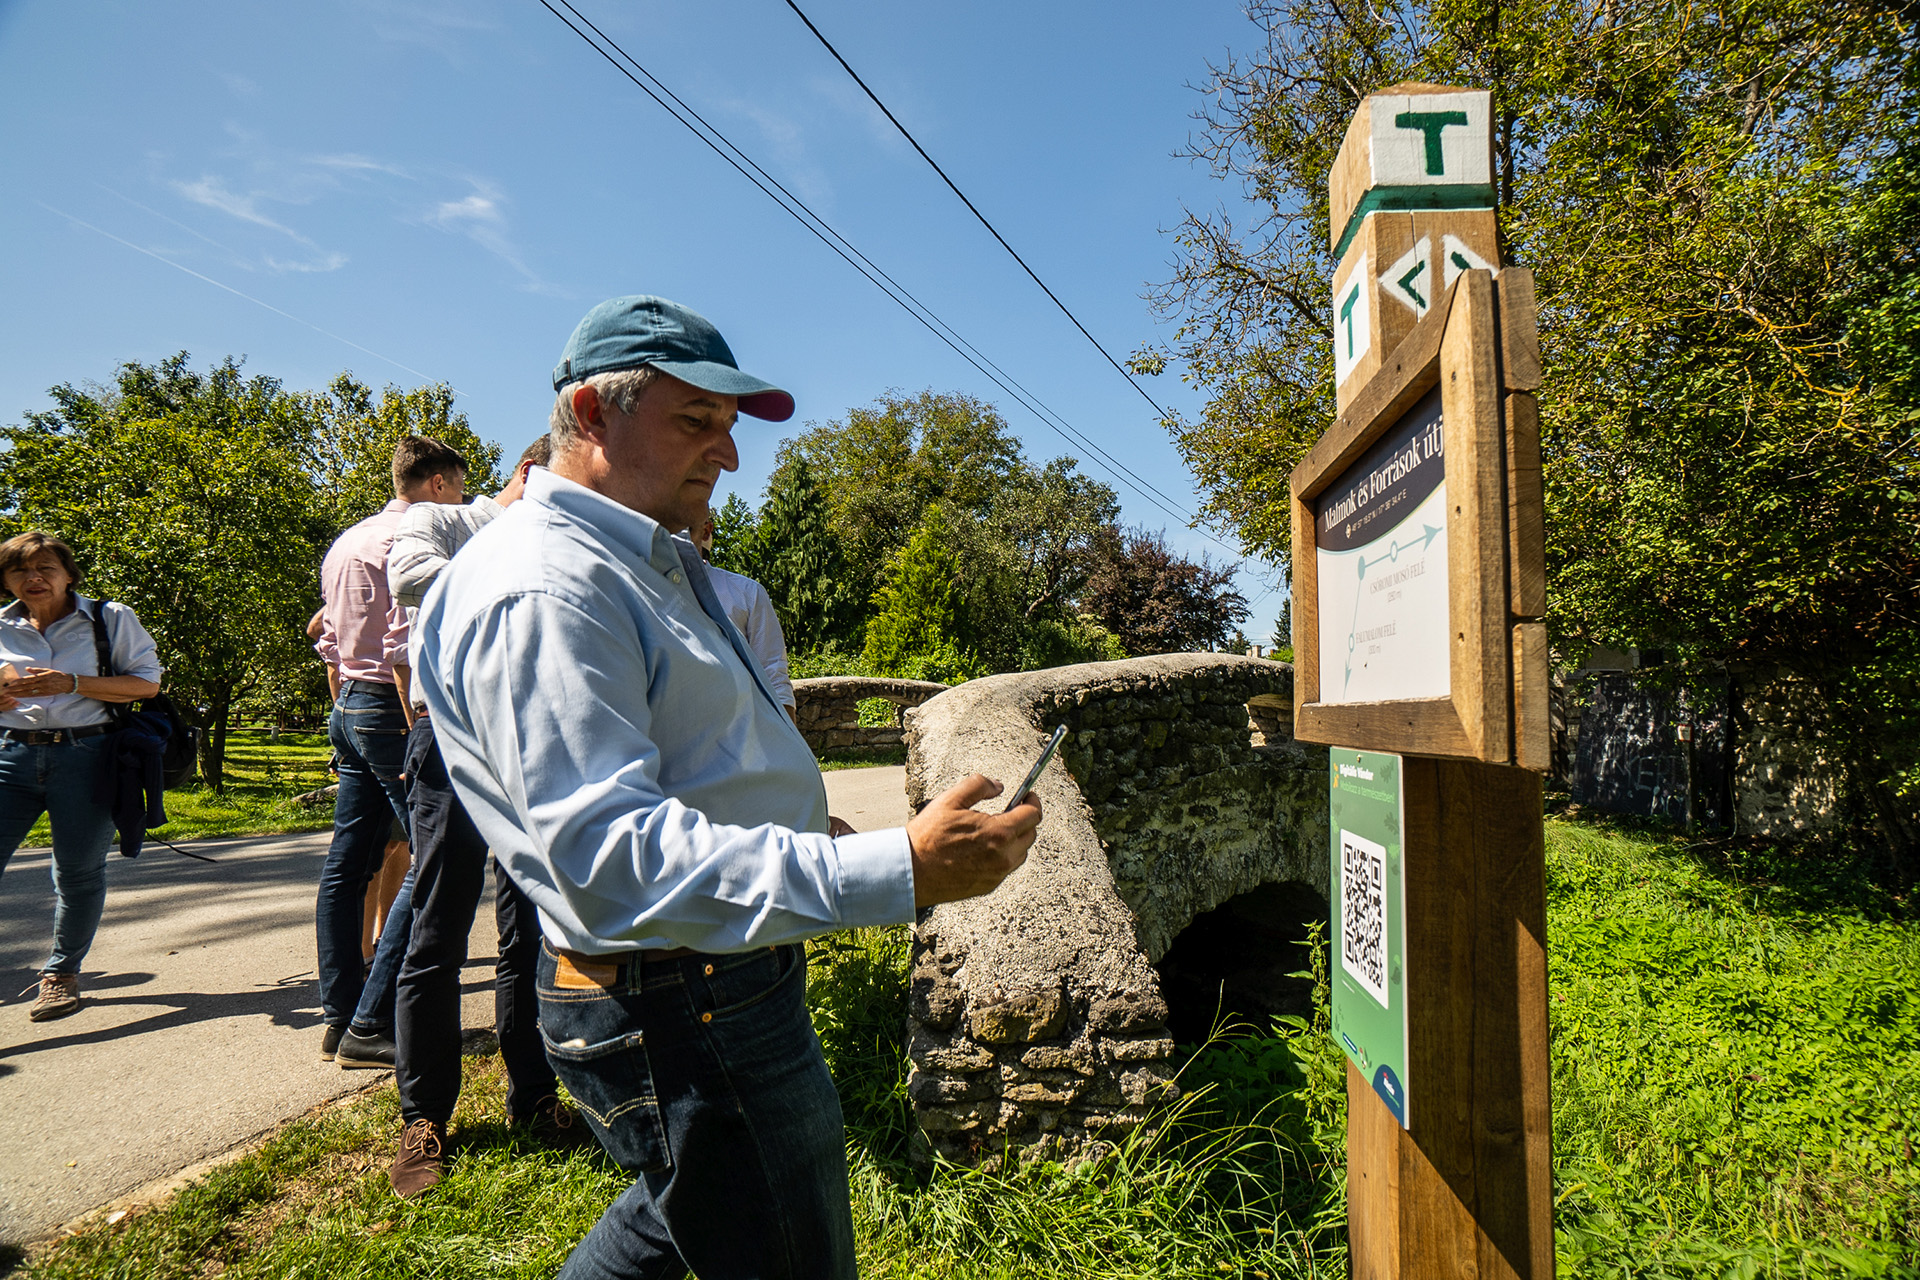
[1560,667,1851,836]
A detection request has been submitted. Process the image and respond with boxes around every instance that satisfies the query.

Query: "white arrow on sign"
[1379,237,1434,318]
[1441,234,1497,290]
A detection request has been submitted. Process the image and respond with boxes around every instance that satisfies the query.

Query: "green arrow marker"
[1396,260,1427,309]
[1450,250,1474,272]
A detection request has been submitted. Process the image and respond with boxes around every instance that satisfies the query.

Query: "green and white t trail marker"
[1329,747,1410,1128]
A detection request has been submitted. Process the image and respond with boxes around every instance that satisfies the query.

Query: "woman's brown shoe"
[28,972,80,1022]
[389,1119,447,1198]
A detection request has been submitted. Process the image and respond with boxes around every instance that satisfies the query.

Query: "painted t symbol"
[1339,283,1360,357]
[1394,110,1469,175]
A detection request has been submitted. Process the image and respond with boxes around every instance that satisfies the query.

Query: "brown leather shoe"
[388,1119,447,1198]
[28,972,80,1022]
[516,1094,592,1148]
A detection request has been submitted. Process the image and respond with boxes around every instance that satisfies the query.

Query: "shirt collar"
[524,466,685,576]
[0,593,90,626]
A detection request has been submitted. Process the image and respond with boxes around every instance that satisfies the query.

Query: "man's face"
[588,375,739,531]
[692,515,716,555]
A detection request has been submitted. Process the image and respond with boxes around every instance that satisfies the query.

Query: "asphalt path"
[0,765,910,1247]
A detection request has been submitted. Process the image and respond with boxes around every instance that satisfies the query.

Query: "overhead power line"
[778,0,1177,425]
[534,0,1236,549]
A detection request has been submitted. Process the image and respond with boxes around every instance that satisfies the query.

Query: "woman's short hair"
[0,531,81,595]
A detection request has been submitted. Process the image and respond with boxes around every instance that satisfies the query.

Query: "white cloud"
[721,99,836,210]
[420,179,559,294]
[172,175,319,246]
[266,252,351,273]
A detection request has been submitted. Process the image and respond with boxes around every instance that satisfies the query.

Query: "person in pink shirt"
[314,436,466,1064]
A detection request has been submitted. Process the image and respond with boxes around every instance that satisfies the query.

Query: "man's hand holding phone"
[906,775,1042,908]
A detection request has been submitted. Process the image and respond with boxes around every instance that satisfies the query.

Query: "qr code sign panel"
[1340,829,1391,1008]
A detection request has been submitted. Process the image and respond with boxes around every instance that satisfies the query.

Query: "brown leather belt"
[1,722,114,746]
[556,945,698,966]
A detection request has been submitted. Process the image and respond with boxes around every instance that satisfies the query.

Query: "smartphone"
[1003,724,1069,812]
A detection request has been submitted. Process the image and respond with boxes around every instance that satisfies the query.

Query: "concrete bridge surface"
[0,766,909,1248]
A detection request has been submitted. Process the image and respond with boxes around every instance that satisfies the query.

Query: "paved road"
[0,766,909,1246]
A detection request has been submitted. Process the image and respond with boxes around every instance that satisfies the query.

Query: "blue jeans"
[395,718,556,1123]
[349,862,414,1036]
[0,734,115,974]
[537,942,855,1280]
[316,681,411,1027]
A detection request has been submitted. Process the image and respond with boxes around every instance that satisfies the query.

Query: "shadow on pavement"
[0,973,323,1060]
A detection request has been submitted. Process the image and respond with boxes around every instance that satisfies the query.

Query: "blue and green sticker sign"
[1329,747,1410,1127]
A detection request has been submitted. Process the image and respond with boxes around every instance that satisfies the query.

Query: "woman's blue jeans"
[0,734,116,974]
[537,942,856,1280]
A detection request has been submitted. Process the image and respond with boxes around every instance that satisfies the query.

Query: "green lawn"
[15,818,1918,1279]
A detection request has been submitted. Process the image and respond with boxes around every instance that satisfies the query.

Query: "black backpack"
[88,602,199,790]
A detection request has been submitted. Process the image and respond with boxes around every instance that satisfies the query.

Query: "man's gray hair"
[549,365,662,450]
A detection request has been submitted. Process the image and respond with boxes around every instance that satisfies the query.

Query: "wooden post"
[1308,83,1556,1279]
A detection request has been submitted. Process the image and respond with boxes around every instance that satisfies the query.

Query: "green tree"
[985,457,1121,622]
[861,510,987,682]
[753,458,859,651]
[303,374,503,533]
[1149,0,1920,865]
[772,390,1026,607]
[0,354,329,789]
[708,492,759,574]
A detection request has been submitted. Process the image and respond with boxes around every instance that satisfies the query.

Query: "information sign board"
[1329,747,1409,1127]
[1314,385,1450,705]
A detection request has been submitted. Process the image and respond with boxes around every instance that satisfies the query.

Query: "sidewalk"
[0,766,910,1246]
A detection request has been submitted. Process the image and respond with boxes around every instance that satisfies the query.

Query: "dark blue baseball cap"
[552,295,795,422]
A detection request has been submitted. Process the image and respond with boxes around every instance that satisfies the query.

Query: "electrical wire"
[777,0,1177,424]
[535,0,1237,547]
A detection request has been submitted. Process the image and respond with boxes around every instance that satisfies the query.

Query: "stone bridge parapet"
[902,654,1328,1168]
[792,676,949,753]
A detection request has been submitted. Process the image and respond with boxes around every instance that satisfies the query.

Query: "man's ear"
[517,457,538,483]
[571,383,611,445]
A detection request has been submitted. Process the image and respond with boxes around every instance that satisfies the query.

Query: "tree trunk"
[197,683,233,793]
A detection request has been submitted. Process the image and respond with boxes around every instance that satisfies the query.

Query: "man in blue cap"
[413,296,1042,1279]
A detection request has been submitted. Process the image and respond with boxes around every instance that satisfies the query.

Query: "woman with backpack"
[0,531,162,1022]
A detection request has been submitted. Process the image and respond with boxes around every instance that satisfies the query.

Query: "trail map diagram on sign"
[1315,385,1452,704]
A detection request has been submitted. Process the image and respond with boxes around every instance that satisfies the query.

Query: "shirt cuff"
[830,828,916,928]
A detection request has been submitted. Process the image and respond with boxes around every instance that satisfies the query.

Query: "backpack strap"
[84,599,133,728]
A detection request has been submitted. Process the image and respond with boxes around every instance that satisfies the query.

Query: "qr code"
[1340,829,1390,1008]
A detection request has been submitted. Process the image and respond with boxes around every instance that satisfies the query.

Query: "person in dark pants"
[413,297,1042,1276]
[313,435,468,1062]
[383,437,574,1196]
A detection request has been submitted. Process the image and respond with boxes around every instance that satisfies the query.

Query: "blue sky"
[0,0,1284,632]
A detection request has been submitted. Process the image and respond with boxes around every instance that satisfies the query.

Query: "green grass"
[817,745,908,771]
[16,817,1918,1278]
[1543,816,1918,1276]
[22,728,338,848]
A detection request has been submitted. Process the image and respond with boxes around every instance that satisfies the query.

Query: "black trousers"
[396,717,557,1125]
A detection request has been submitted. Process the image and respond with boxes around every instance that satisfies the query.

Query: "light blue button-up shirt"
[0,594,163,730]
[414,467,916,955]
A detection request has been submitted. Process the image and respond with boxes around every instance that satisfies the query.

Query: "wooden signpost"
[1292,82,1554,1279]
